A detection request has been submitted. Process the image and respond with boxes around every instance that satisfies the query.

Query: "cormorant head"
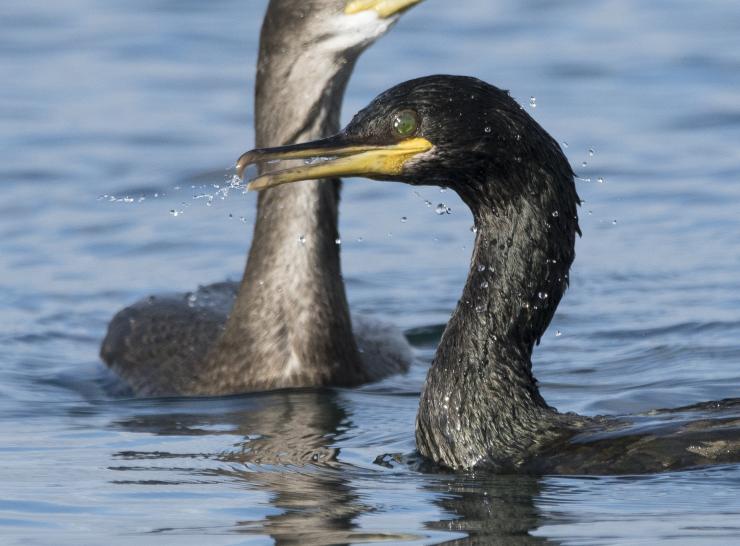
[263,0,423,56]
[238,75,575,210]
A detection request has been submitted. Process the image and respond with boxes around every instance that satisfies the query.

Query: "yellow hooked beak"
[345,0,423,18]
[235,136,432,191]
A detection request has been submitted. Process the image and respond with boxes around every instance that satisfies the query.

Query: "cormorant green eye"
[392,110,419,137]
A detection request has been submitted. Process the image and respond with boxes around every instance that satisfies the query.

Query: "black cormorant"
[236,75,740,474]
[101,0,422,396]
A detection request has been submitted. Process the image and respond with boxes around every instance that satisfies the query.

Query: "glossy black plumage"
[241,75,740,473]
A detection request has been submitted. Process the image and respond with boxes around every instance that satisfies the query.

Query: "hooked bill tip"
[235,150,257,180]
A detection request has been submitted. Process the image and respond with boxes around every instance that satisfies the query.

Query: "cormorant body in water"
[236,75,740,474]
[101,0,422,396]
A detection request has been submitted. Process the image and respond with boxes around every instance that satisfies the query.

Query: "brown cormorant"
[236,75,740,474]
[101,0,422,396]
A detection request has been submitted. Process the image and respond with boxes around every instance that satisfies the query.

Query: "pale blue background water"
[1,0,740,543]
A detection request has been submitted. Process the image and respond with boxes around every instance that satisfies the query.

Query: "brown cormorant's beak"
[345,0,423,18]
[235,135,432,191]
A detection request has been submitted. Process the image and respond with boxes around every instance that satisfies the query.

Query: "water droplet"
[555,330,562,337]
[435,203,451,215]
[470,225,478,234]
[356,237,364,243]
[552,211,559,218]
[400,216,408,223]
[169,209,181,217]
[424,199,432,208]
[484,126,492,134]
[186,293,197,307]
[440,187,447,193]
[581,161,587,168]
[480,281,489,289]
[298,234,306,244]
[529,96,537,108]
[228,213,233,219]
[598,177,604,184]
[477,264,486,272]
[475,304,484,313]
[538,291,548,300]
[587,210,593,215]
[335,237,341,245]
[562,141,569,148]
[612,219,617,225]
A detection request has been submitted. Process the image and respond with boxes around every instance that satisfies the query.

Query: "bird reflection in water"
[108,392,422,543]
[216,393,386,544]
[425,474,548,545]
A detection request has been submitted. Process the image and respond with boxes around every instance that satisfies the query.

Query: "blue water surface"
[1,0,739,543]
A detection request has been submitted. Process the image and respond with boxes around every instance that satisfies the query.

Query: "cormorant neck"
[203,15,366,389]
[253,31,357,148]
[416,168,579,469]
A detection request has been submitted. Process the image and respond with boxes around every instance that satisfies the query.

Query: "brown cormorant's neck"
[416,169,579,469]
[202,14,366,389]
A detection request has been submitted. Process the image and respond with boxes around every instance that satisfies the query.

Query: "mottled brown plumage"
[102,0,416,395]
